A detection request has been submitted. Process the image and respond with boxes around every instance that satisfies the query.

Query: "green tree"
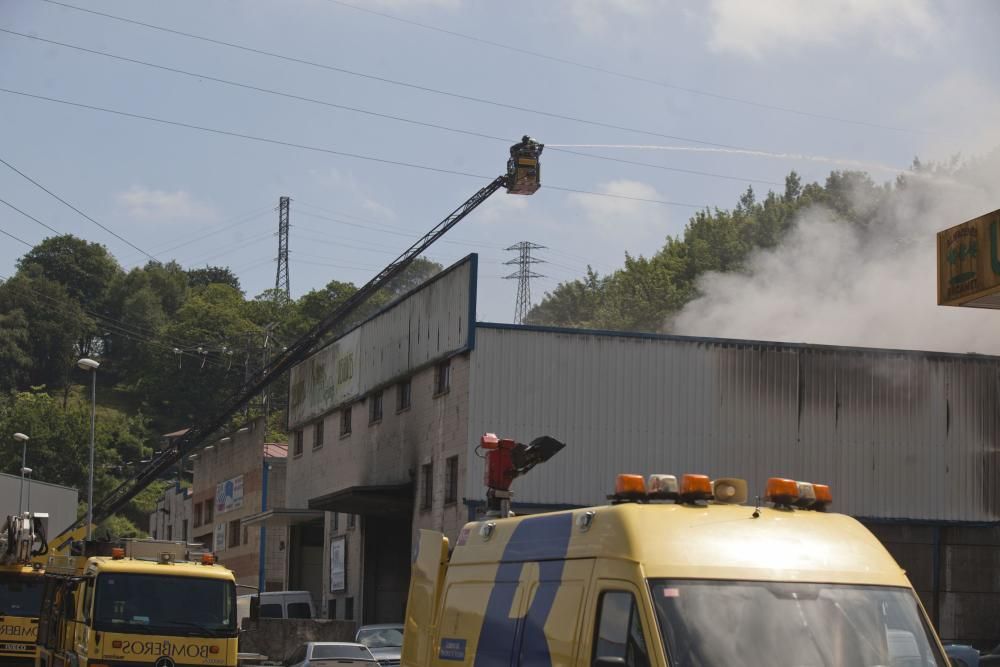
[0,309,31,390]
[187,266,242,293]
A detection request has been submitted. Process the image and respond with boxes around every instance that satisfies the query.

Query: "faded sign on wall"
[215,475,244,515]
[937,207,1000,308]
[287,256,476,429]
[330,535,346,592]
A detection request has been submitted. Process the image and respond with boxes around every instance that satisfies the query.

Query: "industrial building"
[0,472,78,536]
[249,254,998,646]
[149,418,290,590]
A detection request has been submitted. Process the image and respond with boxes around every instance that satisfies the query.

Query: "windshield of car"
[313,644,376,660]
[0,573,43,617]
[356,627,404,649]
[93,573,236,636]
[649,580,946,667]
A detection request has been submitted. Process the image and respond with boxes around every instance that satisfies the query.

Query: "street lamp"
[22,466,32,514]
[77,357,100,540]
[13,433,28,515]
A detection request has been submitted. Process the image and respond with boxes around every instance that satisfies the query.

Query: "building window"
[229,520,241,548]
[167,524,173,541]
[445,456,459,505]
[345,597,354,620]
[193,503,202,527]
[328,599,337,620]
[421,462,433,510]
[369,391,383,424]
[434,361,451,396]
[242,525,249,545]
[182,519,188,541]
[340,406,352,436]
[397,379,412,412]
[205,501,213,524]
[314,420,325,450]
[347,514,356,530]
[152,529,158,540]
[332,513,339,532]
[293,429,304,457]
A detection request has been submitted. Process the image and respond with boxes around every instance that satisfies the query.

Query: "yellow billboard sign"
[937,207,1000,308]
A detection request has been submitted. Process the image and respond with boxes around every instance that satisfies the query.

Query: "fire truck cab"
[37,539,238,667]
[402,471,950,667]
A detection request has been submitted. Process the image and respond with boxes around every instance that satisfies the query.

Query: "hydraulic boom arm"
[52,136,544,550]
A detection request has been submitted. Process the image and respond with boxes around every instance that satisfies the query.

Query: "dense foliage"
[526,170,895,331]
[0,237,441,535]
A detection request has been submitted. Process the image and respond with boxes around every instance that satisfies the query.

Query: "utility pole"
[504,241,546,324]
[275,196,291,298]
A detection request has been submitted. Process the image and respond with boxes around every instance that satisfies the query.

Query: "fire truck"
[400,434,950,667]
[37,540,237,667]
[0,513,48,666]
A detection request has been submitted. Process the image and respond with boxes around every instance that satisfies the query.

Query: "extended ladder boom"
[53,136,544,547]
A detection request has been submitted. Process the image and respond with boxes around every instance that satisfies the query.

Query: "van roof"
[451,503,908,587]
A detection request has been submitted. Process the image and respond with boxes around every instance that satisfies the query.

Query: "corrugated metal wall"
[467,325,1000,522]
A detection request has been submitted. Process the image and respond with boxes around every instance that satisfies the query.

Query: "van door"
[515,559,593,667]
[586,581,654,667]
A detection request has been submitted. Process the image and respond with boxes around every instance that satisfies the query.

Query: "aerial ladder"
[46,135,545,552]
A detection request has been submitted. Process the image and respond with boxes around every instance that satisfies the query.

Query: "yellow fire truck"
[36,539,238,667]
[0,513,50,666]
[402,435,950,667]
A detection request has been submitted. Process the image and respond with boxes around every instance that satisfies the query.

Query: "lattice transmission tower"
[504,241,546,324]
[275,196,291,298]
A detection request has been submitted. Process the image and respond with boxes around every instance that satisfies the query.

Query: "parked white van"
[237,590,316,626]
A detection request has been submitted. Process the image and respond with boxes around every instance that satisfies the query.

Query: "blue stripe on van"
[473,514,573,667]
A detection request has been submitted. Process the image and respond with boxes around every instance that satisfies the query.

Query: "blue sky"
[2,0,998,323]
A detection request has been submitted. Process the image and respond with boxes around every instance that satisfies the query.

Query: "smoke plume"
[672,150,1000,355]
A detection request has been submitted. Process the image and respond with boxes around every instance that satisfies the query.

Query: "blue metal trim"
[475,321,1000,362]
[258,458,270,593]
[467,253,478,352]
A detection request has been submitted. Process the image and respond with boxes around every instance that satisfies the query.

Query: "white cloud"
[706,0,937,59]
[117,187,218,222]
[568,179,676,255]
[563,0,659,36]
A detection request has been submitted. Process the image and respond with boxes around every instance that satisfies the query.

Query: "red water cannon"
[479,432,565,517]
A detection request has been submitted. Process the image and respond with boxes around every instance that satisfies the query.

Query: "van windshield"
[649,580,946,667]
[94,573,236,637]
[0,573,43,617]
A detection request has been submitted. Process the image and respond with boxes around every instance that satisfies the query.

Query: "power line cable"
[0,86,707,209]
[323,0,931,136]
[0,226,33,247]
[1,197,62,235]
[0,154,159,262]
[0,27,780,187]
[31,0,761,151]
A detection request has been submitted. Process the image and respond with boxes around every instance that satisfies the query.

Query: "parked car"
[237,590,316,626]
[355,624,404,666]
[286,642,377,667]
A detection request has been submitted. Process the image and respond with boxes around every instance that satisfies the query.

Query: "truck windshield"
[94,573,235,636]
[649,580,946,667]
[0,573,43,617]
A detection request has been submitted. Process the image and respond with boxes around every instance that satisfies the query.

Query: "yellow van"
[402,473,949,667]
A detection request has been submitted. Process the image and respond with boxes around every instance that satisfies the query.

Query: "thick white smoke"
[672,150,1000,354]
